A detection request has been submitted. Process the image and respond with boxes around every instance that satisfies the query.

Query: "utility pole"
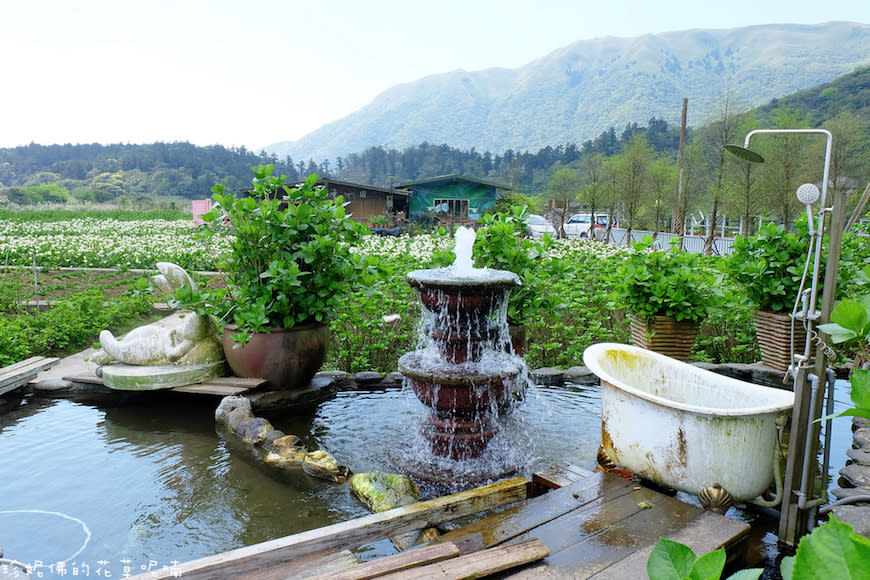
[674,98,688,238]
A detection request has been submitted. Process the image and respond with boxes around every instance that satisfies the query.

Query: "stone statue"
[92,262,223,368]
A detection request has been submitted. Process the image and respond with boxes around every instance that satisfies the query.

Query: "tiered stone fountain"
[398,227,527,462]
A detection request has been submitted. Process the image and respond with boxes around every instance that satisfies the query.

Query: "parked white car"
[562,213,616,239]
[525,214,556,238]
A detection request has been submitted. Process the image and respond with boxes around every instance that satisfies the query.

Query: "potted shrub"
[615,237,723,361]
[178,165,374,389]
[728,222,809,371]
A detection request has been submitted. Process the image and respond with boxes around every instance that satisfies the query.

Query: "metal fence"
[596,228,735,255]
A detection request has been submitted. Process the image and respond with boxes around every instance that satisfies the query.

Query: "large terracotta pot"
[222,323,329,390]
[629,313,699,362]
[752,310,806,371]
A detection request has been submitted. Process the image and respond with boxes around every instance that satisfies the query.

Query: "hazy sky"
[2,0,868,151]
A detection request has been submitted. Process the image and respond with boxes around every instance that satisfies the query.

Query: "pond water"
[0,379,853,578]
[0,383,600,578]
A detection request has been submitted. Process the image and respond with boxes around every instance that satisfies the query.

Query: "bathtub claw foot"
[596,445,616,472]
[699,483,733,515]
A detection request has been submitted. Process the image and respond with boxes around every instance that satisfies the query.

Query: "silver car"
[525,214,556,238]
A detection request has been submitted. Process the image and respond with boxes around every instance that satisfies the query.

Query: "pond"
[0,383,600,578]
[0,378,853,578]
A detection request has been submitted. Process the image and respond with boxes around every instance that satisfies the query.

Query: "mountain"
[267,22,870,164]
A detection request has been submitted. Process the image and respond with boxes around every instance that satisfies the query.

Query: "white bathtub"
[583,343,794,501]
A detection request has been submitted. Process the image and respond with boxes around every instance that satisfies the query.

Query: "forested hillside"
[1,66,868,209]
[269,22,870,164]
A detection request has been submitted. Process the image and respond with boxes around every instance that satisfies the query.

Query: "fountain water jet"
[398,227,527,464]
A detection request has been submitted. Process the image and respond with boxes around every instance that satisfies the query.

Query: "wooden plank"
[0,356,59,394]
[302,542,461,580]
[378,538,549,580]
[171,384,251,396]
[586,511,750,579]
[531,464,586,493]
[171,376,266,395]
[436,470,635,549]
[0,356,59,383]
[126,477,531,580]
[235,549,357,580]
[62,374,105,385]
[206,376,268,388]
[508,483,702,575]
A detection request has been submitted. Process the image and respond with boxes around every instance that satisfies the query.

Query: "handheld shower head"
[796,183,820,236]
[796,183,820,205]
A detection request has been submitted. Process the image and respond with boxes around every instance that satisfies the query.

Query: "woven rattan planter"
[752,310,807,371]
[629,314,699,362]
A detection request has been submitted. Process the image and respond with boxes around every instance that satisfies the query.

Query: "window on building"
[433,198,469,219]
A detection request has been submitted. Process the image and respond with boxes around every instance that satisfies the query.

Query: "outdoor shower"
[725,128,841,548]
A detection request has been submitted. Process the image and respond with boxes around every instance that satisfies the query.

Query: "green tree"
[577,153,609,227]
[702,95,742,254]
[545,166,581,236]
[761,107,814,226]
[610,134,655,245]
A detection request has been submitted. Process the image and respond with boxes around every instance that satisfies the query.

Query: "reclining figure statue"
[92,262,223,367]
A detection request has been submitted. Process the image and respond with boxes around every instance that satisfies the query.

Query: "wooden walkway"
[129,466,751,580]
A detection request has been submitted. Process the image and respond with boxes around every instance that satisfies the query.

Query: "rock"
[530,367,564,386]
[271,434,306,454]
[563,366,599,385]
[264,435,309,468]
[349,471,420,513]
[853,428,870,448]
[847,447,870,466]
[829,504,870,538]
[215,396,252,427]
[354,371,383,384]
[839,464,870,488]
[854,416,870,431]
[236,417,273,445]
[302,450,351,483]
[382,371,405,386]
[832,486,870,500]
[246,376,339,411]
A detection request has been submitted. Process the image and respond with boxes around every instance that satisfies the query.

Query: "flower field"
[0,216,226,270]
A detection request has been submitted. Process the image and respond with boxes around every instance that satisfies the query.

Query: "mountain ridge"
[267,21,870,163]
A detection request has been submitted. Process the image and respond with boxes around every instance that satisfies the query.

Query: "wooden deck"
[129,466,751,579]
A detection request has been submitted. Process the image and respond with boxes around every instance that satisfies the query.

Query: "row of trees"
[542,104,868,242]
[0,116,684,205]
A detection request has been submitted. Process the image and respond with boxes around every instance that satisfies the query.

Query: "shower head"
[796,183,820,205]
[724,144,765,163]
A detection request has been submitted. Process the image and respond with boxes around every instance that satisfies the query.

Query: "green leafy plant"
[818,269,870,369]
[615,237,724,323]
[177,165,376,344]
[647,516,870,580]
[475,207,554,325]
[728,222,809,314]
[646,538,758,580]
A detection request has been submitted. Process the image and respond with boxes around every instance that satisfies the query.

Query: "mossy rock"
[349,470,420,513]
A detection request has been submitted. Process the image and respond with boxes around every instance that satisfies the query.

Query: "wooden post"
[673,98,688,238]
[777,175,846,548]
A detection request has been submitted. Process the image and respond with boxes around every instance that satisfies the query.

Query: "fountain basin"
[583,343,794,501]
[399,351,524,414]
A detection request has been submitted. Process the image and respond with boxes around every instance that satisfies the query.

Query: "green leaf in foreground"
[792,516,870,579]
[647,538,699,579]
